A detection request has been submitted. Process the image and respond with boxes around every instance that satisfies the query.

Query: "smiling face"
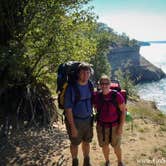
[77,62,92,85]
[78,69,91,84]
[99,76,110,94]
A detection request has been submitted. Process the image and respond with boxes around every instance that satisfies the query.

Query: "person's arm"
[64,86,78,138]
[65,108,78,138]
[117,103,126,135]
[116,91,126,135]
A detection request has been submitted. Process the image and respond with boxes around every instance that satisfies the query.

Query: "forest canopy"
[0,0,138,131]
[0,0,138,89]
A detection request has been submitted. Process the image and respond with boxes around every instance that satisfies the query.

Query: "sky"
[89,0,166,41]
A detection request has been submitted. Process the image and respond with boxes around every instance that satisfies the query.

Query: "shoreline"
[136,78,166,114]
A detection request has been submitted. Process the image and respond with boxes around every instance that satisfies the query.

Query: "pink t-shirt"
[93,90,124,127]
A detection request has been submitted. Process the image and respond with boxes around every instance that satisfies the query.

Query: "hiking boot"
[105,160,110,166]
[72,158,78,166]
[118,161,125,166]
[83,156,91,166]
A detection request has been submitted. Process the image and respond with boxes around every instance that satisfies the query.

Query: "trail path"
[0,119,166,166]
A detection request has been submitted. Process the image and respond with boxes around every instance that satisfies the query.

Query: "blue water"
[137,43,166,113]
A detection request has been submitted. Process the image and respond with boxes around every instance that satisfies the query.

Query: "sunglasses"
[100,82,110,85]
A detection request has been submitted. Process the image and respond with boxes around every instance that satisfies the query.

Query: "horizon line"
[143,41,166,43]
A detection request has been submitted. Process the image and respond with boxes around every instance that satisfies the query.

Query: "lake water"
[137,43,166,113]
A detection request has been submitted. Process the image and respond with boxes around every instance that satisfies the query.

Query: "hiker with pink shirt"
[93,75,126,166]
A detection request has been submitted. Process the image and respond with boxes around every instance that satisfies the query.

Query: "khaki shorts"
[65,119,93,146]
[96,124,121,148]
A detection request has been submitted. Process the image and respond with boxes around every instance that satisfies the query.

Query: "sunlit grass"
[127,100,166,125]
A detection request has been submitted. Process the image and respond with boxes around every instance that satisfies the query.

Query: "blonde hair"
[99,74,110,84]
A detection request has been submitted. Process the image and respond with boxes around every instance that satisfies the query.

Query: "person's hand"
[71,127,78,138]
[116,126,123,136]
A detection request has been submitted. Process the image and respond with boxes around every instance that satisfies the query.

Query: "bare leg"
[82,141,92,166]
[102,144,110,162]
[70,144,78,159]
[114,146,122,163]
[82,141,90,157]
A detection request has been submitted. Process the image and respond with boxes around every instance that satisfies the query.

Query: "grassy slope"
[128,99,166,125]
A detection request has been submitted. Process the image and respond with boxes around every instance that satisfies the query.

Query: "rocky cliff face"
[108,46,166,83]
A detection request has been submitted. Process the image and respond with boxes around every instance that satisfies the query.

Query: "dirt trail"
[0,119,166,166]
[65,119,166,166]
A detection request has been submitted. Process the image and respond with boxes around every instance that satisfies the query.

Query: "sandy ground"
[0,119,166,166]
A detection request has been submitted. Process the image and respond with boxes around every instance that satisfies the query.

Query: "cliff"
[108,46,166,83]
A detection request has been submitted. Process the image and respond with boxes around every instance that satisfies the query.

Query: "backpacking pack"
[96,90,120,123]
[109,80,132,123]
[110,79,127,104]
[109,79,127,120]
[96,81,127,142]
[96,79,127,123]
[56,61,94,109]
[96,90,123,142]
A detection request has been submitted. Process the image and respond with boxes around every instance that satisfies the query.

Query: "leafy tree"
[114,69,139,100]
[90,23,111,83]
[90,22,139,83]
[0,0,97,132]
[0,0,97,89]
[0,0,140,131]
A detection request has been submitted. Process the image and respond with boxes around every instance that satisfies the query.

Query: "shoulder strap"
[97,90,120,116]
[110,90,117,106]
[70,83,80,105]
[72,80,94,105]
[88,80,94,93]
[96,92,104,121]
[111,90,121,118]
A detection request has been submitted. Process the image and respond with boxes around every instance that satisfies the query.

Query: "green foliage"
[23,0,97,85]
[1,0,146,130]
[0,1,139,89]
[89,22,139,83]
[90,23,111,83]
[128,100,166,125]
[115,69,138,99]
[0,0,97,90]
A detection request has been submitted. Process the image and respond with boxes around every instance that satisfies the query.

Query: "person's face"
[78,69,91,83]
[100,79,110,93]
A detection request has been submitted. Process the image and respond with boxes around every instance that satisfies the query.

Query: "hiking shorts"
[65,118,93,146]
[96,124,121,148]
